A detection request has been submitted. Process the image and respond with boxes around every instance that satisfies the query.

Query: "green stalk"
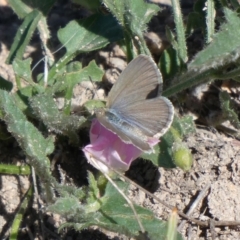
[206,0,215,44]
[163,63,240,97]
[9,185,33,240]
[0,164,31,175]
[123,30,134,62]
[171,0,188,62]
[213,66,240,79]
[163,68,214,97]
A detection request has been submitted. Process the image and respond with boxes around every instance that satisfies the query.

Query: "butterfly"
[96,54,174,153]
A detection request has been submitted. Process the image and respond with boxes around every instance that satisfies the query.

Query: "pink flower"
[83,119,143,173]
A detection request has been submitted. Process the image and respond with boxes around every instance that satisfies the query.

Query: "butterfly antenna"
[32,31,78,73]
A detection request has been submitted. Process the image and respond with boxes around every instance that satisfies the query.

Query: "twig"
[209,219,216,240]
[178,182,211,231]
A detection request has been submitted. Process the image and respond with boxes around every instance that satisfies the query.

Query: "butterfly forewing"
[107,55,163,109]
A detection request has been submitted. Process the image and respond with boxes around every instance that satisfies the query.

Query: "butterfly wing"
[97,54,174,152]
[117,96,174,138]
[107,55,162,109]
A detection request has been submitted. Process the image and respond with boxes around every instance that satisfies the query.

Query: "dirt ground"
[0,1,240,239]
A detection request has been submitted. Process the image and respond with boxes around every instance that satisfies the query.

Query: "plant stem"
[171,0,188,62]
[206,0,215,44]
[163,64,240,97]
[213,66,240,79]
[163,68,214,97]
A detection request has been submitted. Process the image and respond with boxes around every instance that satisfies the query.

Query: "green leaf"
[171,0,188,62]
[159,46,181,81]
[172,115,196,137]
[29,93,86,144]
[48,197,83,217]
[58,14,123,56]
[190,8,240,71]
[13,86,34,114]
[102,0,159,56]
[50,60,104,114]
[142,115,195,168]
[83,100,106,115]
[0,90,54,161]
[86,171,101,206]
[0,89,55,201]
[51,60,103,93]
[13,58,44,93]
[45,14,122,84]
[96,181,184,240]
[6,10,42,64]
[50,176,185,239]
[22,0,56,15]
[141,130,176,168]
[102,0,159,33]
[8,0,56,17]
[13,58,32,83]
[72,0,101,12]
[64,60,104,86]
[220,91,240,129]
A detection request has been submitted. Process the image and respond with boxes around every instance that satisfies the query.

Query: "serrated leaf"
[64,60,104,85]
[0,93,54,160]
[102,0,159,33]
[220,91,240,129]
[30,93,86,144]
[13,58,43,93]
[51,60,103,94]
[13,58,32,83]
[50,177,184,239]
[13,86,34,115]
[190,8,240,71]
[0,89,54,179]
[87,171,100,204]
[96,180,184,240]
[6,10,42,64]
[47,197,82,217]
